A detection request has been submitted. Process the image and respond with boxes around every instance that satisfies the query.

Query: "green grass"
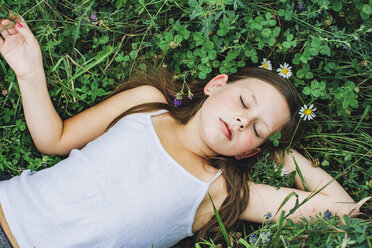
[0,0,371,247]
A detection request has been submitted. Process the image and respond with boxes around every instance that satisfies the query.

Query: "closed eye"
[253,125,260,138]
[240,96,247,109]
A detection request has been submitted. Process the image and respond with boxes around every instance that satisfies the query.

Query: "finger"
[0,20,11,39]
[9,13,21,22]
[10,14,35,41]
[10,14,29,30]
[1,19,17,35]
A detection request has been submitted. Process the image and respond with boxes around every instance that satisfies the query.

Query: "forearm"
[0,16,64,154]
[275,149,356,210]
[17,70,63,154]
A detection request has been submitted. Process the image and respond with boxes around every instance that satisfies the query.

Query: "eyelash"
[240,96,247,109]
[254,126,260,138]
[240,96,260,137]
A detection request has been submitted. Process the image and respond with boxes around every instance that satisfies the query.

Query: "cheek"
[199,107,219,144]
[233,134,257,154]
[206,96,228,110]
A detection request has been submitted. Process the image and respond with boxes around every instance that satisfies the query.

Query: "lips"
[219,118,232,140]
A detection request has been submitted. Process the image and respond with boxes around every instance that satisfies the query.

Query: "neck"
[174,113,217,159]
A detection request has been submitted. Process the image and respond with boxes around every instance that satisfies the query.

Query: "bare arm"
[16,71,64,155]
[20,78,165,156]
[54,85,166,155]
[239,149,358,223]
[0,16,166,156]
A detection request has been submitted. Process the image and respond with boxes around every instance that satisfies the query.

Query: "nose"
[235,115,249,130]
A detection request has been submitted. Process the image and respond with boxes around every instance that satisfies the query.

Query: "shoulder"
[115,85,167,104]
[54,85,168,156]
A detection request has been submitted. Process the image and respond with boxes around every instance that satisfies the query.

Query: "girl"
[0,15,358,248]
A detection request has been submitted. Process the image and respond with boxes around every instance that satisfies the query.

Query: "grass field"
[0,0,371,247]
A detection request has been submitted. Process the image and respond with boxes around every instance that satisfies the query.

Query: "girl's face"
[197,75,290,159]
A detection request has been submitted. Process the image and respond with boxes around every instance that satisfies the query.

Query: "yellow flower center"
[263,63,268,69]
[282,68,288,74]
[304,109,312,115]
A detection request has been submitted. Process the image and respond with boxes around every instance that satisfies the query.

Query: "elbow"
[35,146,58,156]
[339,203,360,218]
[329,201,360,219]
[35,143,70,156]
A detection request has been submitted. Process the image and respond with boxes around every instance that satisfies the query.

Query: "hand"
[0,14,43,80]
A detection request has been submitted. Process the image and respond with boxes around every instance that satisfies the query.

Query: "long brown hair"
[104,67,301,240]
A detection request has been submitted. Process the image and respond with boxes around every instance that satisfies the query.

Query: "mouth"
[219,118,232,140]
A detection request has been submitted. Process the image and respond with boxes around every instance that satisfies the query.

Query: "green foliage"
[269,132,282,147]
[302,79,329,100]
[250,154,296,189]
[333,81,359,115]
[0,0,371,247]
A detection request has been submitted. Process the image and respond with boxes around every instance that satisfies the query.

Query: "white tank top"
[0,110,222,248]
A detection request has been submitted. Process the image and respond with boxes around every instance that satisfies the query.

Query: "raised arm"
[239,149,358,223]
[0,15,166,156]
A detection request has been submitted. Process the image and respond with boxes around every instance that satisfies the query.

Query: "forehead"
[230,78,286,101]
[232,77,278,90]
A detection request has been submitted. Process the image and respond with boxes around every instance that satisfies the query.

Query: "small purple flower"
[261,232,271,243]
[73,5,77,10]
[81,20,85,24]
[90,14,97,22]
[354,37,359,41]
[297,3,303,10]
[342,46,350,50]
[324,210,332,220]
[249,234,258,244]
[173,93,183,107]
[264,212,272,220]
[173,98,182,107]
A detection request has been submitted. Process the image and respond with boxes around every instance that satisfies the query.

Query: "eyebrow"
[251,92,257,106]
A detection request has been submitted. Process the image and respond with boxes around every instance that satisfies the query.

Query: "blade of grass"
[0,59,7,75]
[280,235,289,248]
[71,48,113,80]
[349,196,371,216]
[72,1,94,50]
[238,238,253,248]
[51,57,65,72]
[352,105,370,133]
[291,154,309,191]
[274,192,299,218]
[282,152,369,220]
[208,193,231,247]
[272,210,286,243]
[1,81,15,107]
[272,210,285,247]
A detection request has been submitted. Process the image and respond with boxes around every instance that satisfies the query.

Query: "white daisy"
[299,104,316,121]
[274,163,288,177]
[280,167,288,177]
[276,63,292,79]
[259,58,272,70]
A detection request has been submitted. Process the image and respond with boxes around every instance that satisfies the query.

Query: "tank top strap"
[148,109,168,116]
[207,169,222,185]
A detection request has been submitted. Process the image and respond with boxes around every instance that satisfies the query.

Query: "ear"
[204,74,228,96]
[234,148,261,160]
